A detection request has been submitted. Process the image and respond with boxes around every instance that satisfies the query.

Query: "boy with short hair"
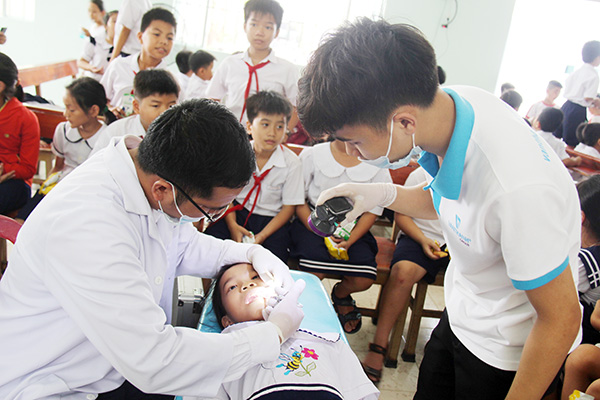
[534,107,581,168]
[204,91,304,262]
[175,50,193,93]
[298,18,582,399]
[526,80,562,123]
[92,69,179,155]
[183,50,216,100]
[205,0,299,129]
[101,7,175,116]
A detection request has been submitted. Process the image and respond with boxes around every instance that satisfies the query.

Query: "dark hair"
[189,50,216,73]
[103,10,117,26]
[500,89,523,111]
[582,41,600,64]
[501,82,515,93]
[437,66,446,85]
[577,175,600,240]
[140,7,177,33]
[244,0,283,29]
[0,52,19,100]
[246,91,292,123]
[175,50,192,73]
[137,99,255,199]
[66,77,116,125]
[211,264,239,330]
[134,69,180,100]
[548,80,562,90]
[537,107,563,132]
[576,122,600,147]
[298,18,438,137]
[91,0,104,12]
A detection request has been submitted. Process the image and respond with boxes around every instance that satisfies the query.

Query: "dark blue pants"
[0,179,30,215]
[555,100,587,146]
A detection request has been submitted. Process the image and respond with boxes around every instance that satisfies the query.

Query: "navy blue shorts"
[391,235,449,284]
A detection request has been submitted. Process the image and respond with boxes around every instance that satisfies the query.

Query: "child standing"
[205,0,299,129]
[525,80,562,124]
[111,0,152,60]
[183,50,216,100]
[555,41,600,146]
[533,107,581,168]
[575,122,600,159]
[92,69,179,154]
[82,0,106,39]
[175,50,193,94]
[290,139,392,334]
[204,91,303,262]
[78,10,118,81]
[101,7,175,116]
[16,78,115,221]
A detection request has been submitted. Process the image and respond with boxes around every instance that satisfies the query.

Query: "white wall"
[383,0,516,92]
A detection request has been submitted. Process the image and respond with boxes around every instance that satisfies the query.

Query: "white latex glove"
[315,182,397,226]
[247,245,294,291]
[266,279,306,343]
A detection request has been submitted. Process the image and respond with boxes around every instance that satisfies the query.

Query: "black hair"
[211,263,239,330]
[189,50,216,73]
[103,10,117,26]
[134,69,180,100]
[66,77,116,125]
[137,99,255,200]
[175,50,192,73]
[500,89,523,111]
[244,0,283,29]
[91,0,104,12]
[576,122,600,147]
[140,7,177,33]
[582,41,600,64]
[501,82,515,93]
[298,18,438,137]
[548,80,562,90]
[437,66,446,85]
[537,107,563,133]
[0,52,19,101]
[246,91,292,124]
[577,175,600,240]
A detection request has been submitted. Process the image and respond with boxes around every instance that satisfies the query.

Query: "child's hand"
[81,27,90,37]
[91,66,104,74]
[421,237,444,260]
[229,223,252,243]
[0,170,15,183]
[253,232,266,245]
[330,236,351,250]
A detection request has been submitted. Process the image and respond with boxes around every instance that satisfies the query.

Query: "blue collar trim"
[419,88,475,201]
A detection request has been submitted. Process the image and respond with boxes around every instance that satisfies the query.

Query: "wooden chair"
[24,105,65,185]
[0,215,22,277]
[565,147,600,177]
[18,60,78,97]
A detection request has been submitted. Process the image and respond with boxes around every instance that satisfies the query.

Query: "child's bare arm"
[394,213,443,259]
[335,212,377,250]
[224,211,251,243]
[254,205,296,245]
[591,300,600,331]
[48,157,65,175]
[110,27,130,62]
[296,203,312,231]
[563,156,582,168]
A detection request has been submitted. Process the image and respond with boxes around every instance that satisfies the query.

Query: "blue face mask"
[359,116,422,170]
[158,182,203,224]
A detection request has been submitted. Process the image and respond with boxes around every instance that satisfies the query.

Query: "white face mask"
[359,116,422,170]
[158,182,203,224]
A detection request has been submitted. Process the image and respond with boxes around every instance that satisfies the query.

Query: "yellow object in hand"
[433,241,449,258]
[324,236,349,260]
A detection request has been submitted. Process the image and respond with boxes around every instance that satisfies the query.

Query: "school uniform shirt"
[537,130,569,160]
[51,121,106,177]
[236,143,304,217]
[403,167,445,244]
[563,63,600,107]
[177,71,190,94]
[90,114,146,156]
[574,142,600,159]
[184,74,210,101]
[419,86,581,371]
[301,142,393,216]
[0,97,40,185]
[578,245,600,307]
[81,30,114,81]
[205,49,299,124]
[114,0,152,55]
[590,115,600,123]
[525,100,555,122]
[0,135,282,399]
[88,23,106,41]
[101,52,168,109]
[199,323,378,400]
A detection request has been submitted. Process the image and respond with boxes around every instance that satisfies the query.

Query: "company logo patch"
[448,213,471,247]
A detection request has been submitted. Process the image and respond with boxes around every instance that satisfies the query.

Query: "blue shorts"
[391,235,449,283]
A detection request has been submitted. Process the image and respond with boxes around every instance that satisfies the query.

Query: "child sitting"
[205,0,299,130]
[204,91,304,262]
[199,262,379,400]
[16,77,115,221]
[91,69,179,154]
[290,138,392,334]
[175,50,193,93]
[525,80,562,124]
[500,89,523,111]
[575,122,600,159]
[533,107,581,168]
[78,10,118,81]
[183,50,216,100]
[101,7,175,116]
[82,0,106,39]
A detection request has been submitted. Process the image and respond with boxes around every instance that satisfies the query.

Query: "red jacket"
[0,97,40,185]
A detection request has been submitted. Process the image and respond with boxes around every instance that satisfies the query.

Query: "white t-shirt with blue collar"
[419,86,581,371]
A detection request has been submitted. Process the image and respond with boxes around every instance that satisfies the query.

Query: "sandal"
[331,282,362,334]
[361,343,387,386]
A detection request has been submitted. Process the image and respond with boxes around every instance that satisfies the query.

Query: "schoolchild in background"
[533,107,581,168]
[82,0,106,39]
[78,10,118,81]
[111,0,152,60]
[526,80,562,124]
[183,50,216,101]
[575,122,600,159]
[175,50,193,94]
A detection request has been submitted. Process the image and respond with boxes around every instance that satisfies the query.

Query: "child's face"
[88,2,105,25]
[133,93,178,131]
[547,86,561,102]
[63,92,95,129]
[138,20,175,61]
[196,61,214,81]
[106,13,118,39]
[244,12,279,52]
[590,104,600,116]
[219,263,276,328]
[247,112,287,153]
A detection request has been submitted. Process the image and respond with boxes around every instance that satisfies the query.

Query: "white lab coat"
[0,136,280,399]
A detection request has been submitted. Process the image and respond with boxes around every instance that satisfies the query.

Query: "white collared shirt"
[51,121,106,176]
[575,142,600,158]
[235,144,304,217]
[563,63,600,107]
[114,0,152,55]
[205,49,299,124]
[537,130,569,160]
[177,71,190,94]
[90,114,146,156]
[81,30,113,81]
[183,74,210,101]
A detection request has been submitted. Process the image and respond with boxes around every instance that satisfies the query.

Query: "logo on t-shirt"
[448,213,472,247]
